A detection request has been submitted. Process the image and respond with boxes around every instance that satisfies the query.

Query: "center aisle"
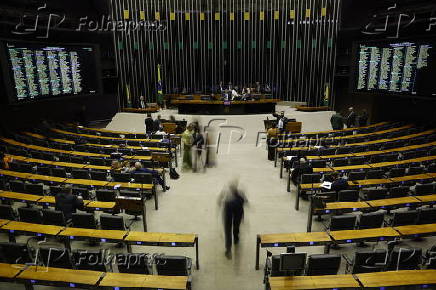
[142,143,316,290]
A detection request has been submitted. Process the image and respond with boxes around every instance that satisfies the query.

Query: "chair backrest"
[70,156,86,164]
[132,173,153,184]
[0,205,16,220]
[71,169,90,179]
[300,173,321,184]
[417,208,436,225]
[88,157,106,166]
[358,212,385,229]
[72,187,90,200]
[336,147,351,155]
[348,171,366,181]
[407,166,424,175]
[383,153,399,162]
[9,180,25,193]
[330,215,357,231]
[42,209,66,226]
[332,158,348,167]
[349,156,366,165]
[72,213,97,229]
[18,207,42,224]
[337,190,359,202]
[36,166,51,176]
[415,184,435,196]
[116,253,150,274]
[51,167,67,178]
[387,248,422,270]
[306,254,341,275]
[112,172,132,182]
[155,255,190,276]
[100,214,125,230]
[24,183,44,196]
[310,160,327,169]
[366,170,384,179]
[0,242,32,264]
[392,210,418,226]
[90,171,107,181]
[389,167,406,178]
[389,186,410,198]
[363,188,388,201]
[119,190,141,198]
[352,249,388,274]
[96,189,116,202]
[38,247,73,269]
[73,250,106,271]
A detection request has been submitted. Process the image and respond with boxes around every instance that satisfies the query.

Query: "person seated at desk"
[0,152,13,169]
[132,162,169,191]
[290,158,313,185]
[153,115,162,132]
[330,111,345,130]
[155,126,166,135]
[111,160,122,172]
[55,186,84,222]
[231,88,240,100]
[328,171,349,192]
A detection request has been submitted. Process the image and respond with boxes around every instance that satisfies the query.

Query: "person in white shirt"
[155,126,166,135]
[231,89,239,100]
[139,96,145,109]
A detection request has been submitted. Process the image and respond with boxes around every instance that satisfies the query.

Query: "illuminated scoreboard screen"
[354,40,436,98]
[1,41,101,103]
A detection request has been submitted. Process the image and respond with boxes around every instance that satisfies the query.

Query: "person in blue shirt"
[132,162,169,191]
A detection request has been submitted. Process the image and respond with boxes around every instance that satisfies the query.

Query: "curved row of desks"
[255,223,436,270]
[269,269,436,289]
[0,190,115,211]
[280,141,436,178]
[0,218,200,270]
[279,124,413,143]
[295,173,436,210]
[0,263,189,289]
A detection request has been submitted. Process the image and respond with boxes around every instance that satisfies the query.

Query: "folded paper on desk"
[321,181,332,190]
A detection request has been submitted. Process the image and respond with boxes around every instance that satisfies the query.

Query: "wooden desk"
[390,173,434,183]
[107,181,153,190]
[277,122,389,137]
[17,265,102,287]
[347,178,392,187]
[0,219,10,227]
[0,263,25,279]
[64,178,109,187]
[256,232,331,270]
[366,196,421,208]
[415,194,436,204]
[85,201,116,210]
[323,201,370,212]
[269,274,360,290]
[124,231,199,269]
[329,227,400,244]
[99,272,188,289]
[58,227,127,241]
[356,269,436,288]
[1,221,64,237]
[0,191,42,203]
[394,223,436,238]
[28,173,68,183]
[333,164,372,172]
[0,169,32,179]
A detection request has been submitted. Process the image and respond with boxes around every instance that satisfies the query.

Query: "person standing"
[358,110,369,127]
[181,124,194,171]
[144,113,154,135]
[192,126,205,172]
[346,107,357,128]
[267,125,278,161]
[330,112,345,130]
[218,178,248,259]
[272,111,288,133]
[55,186,84,222]
[139,96,146,109]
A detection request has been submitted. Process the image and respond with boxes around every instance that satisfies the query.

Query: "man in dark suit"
[55,187,84,222]
[346,107,357,128]
[330,171,349,192]
[272,111,288,133]
[330,112,344,130]
[144,113,154,134]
